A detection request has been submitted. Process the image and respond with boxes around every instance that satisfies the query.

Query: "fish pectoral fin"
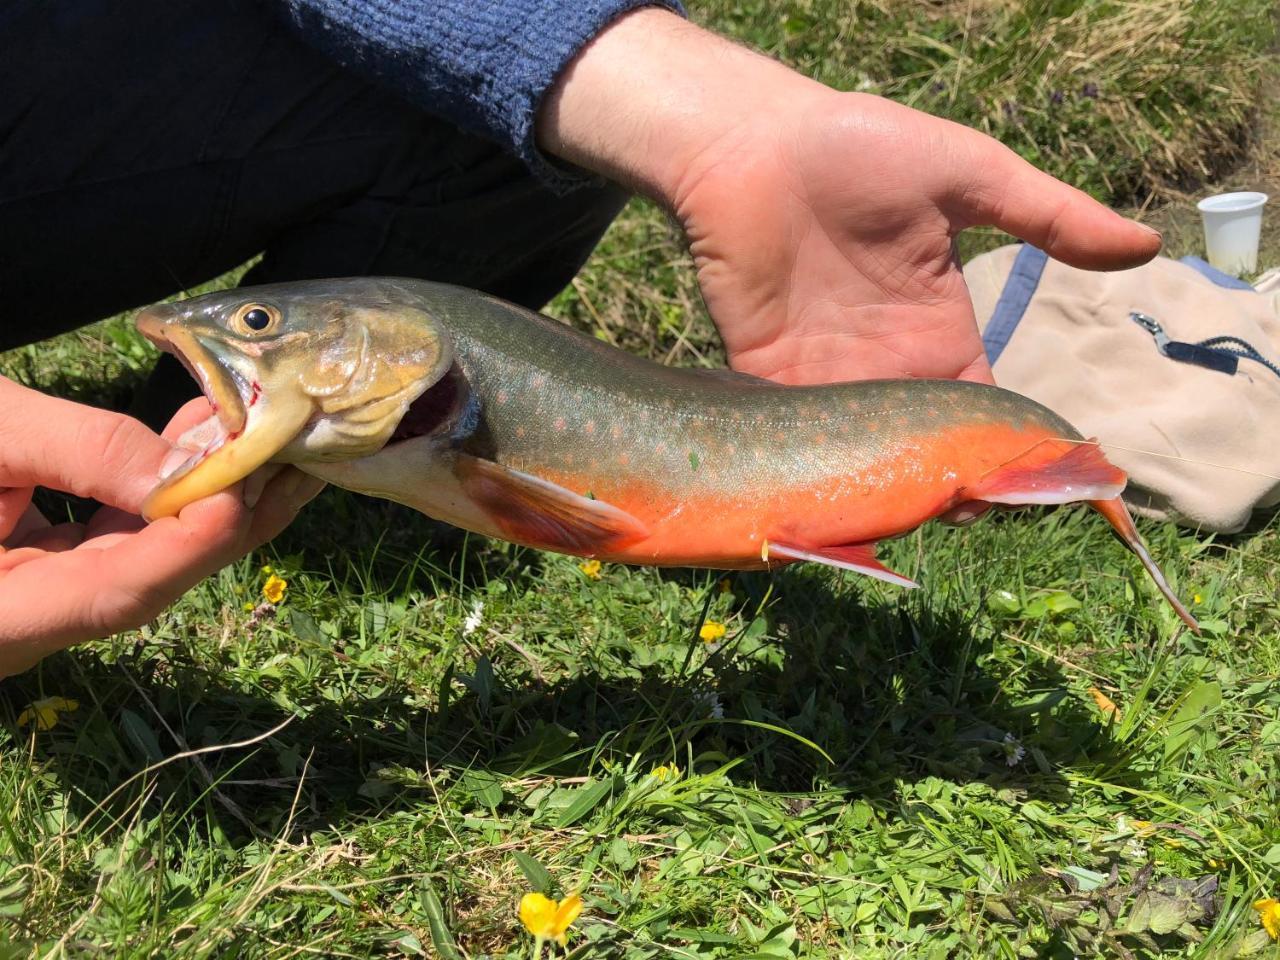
[455,454,649,555]
[966,438,1126,505]
[768,541,918,589]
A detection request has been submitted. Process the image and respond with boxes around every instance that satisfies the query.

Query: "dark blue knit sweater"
[280,1,685,188]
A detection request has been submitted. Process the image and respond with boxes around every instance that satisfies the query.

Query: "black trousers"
[0,1,626,415]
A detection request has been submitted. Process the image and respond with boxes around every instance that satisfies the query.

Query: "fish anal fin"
[969,439,1126,506]
[769,541,918,589]
[456,454,649,555]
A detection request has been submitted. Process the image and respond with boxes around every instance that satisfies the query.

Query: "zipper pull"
[1129,312,1171,353]
[1130,311,1238,375]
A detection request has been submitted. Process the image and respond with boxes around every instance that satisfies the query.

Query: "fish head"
[137,279,454,520]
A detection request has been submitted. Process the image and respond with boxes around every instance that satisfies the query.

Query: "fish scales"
[132,277,1198,630]
[433,290,1076,556]
[444,296,1016,459]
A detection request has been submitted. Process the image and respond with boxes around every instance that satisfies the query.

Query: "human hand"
[539,9,1162,385]
[0,379,324,678]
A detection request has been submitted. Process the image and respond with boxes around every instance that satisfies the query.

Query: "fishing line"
[972,434,1280,488]
[973,435,1085,483]
[1055,436,1280,484]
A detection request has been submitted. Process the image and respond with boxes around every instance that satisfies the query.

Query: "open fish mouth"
[134,289,457,520]
[136,310,253,484]
[135,306,313,520]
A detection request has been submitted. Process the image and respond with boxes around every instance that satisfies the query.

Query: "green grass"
[5,490,1280,957]
[698,0,1275,202]
[4,0,1280,957]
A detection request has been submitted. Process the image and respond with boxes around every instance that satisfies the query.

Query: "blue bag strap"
[982,244,1048,365]
[1177,256,1257,291]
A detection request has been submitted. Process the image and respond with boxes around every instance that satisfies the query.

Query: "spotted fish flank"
[135,277,1198,632]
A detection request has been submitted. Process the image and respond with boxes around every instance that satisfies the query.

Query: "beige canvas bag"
[964,245,1280,533]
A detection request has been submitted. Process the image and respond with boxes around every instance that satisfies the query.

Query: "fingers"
[955,349,995,386]
[242,464,288,511]
[84,505,146,541]
[0,463,323,675]
[957,136,1162,271]
[0,487,35,542]
[1,489,251,654]
[162,397,216,442]
[247,467,326,545]
[0,496,244,676]
[0,377,175,513]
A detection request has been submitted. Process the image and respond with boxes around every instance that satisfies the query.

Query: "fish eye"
[232,304,280,335]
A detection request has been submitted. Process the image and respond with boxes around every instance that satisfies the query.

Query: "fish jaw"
[136,311,248,438]
[138,306,313,520]
[141,393,313,520]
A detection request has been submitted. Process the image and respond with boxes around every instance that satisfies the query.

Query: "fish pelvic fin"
[455,454,649,556]
[1089,497,1201,634]
[966,438,1126,506]
[768,541,918,589]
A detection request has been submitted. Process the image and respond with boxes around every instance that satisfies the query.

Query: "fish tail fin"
[1089,496,1200,634]
[966,439,1198,633]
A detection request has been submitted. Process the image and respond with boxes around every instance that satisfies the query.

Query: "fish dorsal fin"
[455,454,649,555]
[966,439,1126,505]
[768,541,918,589]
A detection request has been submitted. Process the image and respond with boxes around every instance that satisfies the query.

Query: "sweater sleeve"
[278,0,686,190]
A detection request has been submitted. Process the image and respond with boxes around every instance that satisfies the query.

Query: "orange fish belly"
[539,420,1082,569]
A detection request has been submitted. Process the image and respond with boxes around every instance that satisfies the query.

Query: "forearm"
[279,0,684,187]
[536,7,820,202]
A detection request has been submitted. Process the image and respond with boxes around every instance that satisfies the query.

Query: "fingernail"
[1137,222,1162,240]
[159,448,190,480]
[275,469,304,504]
[243,474,267,510]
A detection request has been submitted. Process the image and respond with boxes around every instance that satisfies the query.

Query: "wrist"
[537,7,825,205]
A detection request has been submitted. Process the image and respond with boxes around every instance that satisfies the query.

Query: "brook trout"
[135,278,1197,631]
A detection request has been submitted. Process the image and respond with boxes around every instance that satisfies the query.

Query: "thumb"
[960,139,1162,271]
[0,377,172,513]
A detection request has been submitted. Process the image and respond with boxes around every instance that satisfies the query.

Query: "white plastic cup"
[1197,191,1268,275]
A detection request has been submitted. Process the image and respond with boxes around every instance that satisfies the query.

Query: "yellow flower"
[578,559,602,580]
[1192,593,1203,605]
[519,892,582,946]
[650,763,681,782]
[262,574,288,605]
[17,697,79,731]
[1254,898,1280,940]
[699,621,726,643]
[1088,686,1120,719]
